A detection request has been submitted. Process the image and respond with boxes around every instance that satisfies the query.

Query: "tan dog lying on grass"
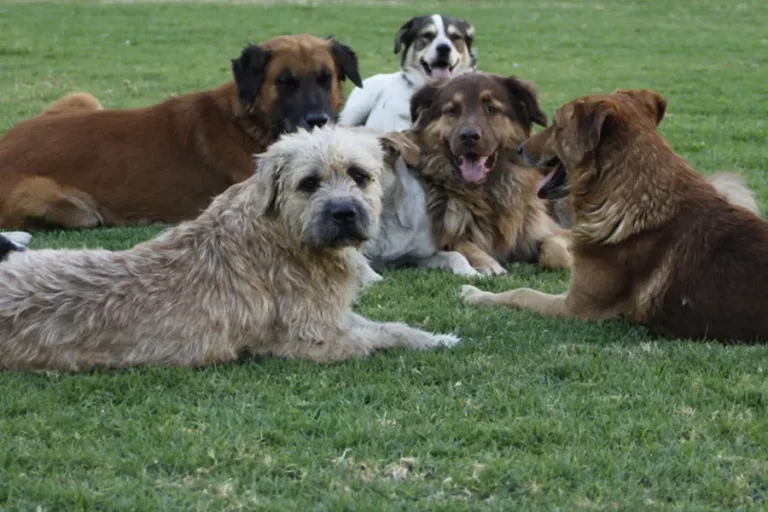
[0,126,460,372]
[461,88,767,343]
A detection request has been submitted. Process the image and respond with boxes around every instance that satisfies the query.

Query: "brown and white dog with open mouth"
[0,34,362,231]
[407,72,573,277]
[461,88,767,343]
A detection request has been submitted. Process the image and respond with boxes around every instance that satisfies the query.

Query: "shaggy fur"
[409,72,572,276]
[0,35,362,230]
[0,126,459,372]
[359,129,479,277]
[462,88,768,343]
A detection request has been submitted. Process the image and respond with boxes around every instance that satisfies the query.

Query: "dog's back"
[0,89,246,228]
[650,191,768,342]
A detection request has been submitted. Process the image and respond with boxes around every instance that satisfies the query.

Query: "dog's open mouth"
[422,59,457,79]
[454,151,498,184]
[536,161,569,200]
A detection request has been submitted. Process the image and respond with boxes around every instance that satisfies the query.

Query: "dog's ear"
[378,131,420,167]
[574,99,621,157]
[327,36,363,88]
[503,76,548,128]
[394,18,415,54]
[456,19,477,68]
[612,88,667,126]
[232,44,273,107]
[252,150,289,217]
[410,82,441,129]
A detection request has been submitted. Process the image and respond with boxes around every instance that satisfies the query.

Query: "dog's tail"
[707,172,761,216]
[42,92,103,116]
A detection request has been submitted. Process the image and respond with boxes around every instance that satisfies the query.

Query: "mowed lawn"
[1,0,768,510]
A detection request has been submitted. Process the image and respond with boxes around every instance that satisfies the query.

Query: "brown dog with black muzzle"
[408,72,572,277]
[0,34,362,230]
[461,88,768,343]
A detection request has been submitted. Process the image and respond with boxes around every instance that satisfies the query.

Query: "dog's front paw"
[476,260,506,277]
[360,269,384,286]
[460,284,492,306]
[433,333,462,348]
[455,266,482,278]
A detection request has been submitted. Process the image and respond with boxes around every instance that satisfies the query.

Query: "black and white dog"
[0,232,31,262]
[339,14,477,132]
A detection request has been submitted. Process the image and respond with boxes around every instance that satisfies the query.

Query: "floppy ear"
[612,88,667,126]
[457,19,477,68]
[575,99,621,157]
[503,76,548,128]
[327,36,363,88]
[410,82,441,129]
[393,18,415,54]
[378,131,420,167]
[252,150,288,216]
[231,44,273,107]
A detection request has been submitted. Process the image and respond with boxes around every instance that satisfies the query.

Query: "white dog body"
[360,133,479,278]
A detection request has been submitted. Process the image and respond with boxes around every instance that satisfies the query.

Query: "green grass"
[1,1,768,510]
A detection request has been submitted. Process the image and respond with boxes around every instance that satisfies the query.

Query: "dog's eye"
[347,166,370,187]
[449,34,463,42]
[317,68,332,89]
[298,176,321,193]
[443,104,461,117]
[486,103,502,115]
[276,74,299,92]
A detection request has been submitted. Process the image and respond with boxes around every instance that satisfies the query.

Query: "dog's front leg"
[460,285,571,317]
[452,240,506,276]
[344,312,461,355]
[460,285,622,321]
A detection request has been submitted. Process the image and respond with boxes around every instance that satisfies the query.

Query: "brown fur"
[42,92,103,116]
[408,72,572,276]
[0,35,358,230]
[462,88,768,343]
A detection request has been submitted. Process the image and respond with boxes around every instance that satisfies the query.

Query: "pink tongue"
[431,67,452,79]
[537,168,558,198]
[461,156,488,183]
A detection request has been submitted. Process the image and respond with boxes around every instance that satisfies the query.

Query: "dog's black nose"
[329,203,357,225]
[459,127,482,144]
[516,143,524,155]
[436,43,451,56]
[306,112,330,129]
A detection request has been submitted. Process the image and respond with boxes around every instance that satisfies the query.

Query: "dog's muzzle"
[306,200,373,249]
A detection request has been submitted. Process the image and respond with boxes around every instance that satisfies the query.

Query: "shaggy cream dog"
[0,126,460,372]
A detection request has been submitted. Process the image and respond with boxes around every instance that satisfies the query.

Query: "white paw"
[476,261,506,277]
[453,264,482,277]
[360,269,384,286]
[434,333,461,347]
[445,252,481,277]
[460,284,488,305]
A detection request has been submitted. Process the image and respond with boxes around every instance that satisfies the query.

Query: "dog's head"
[395,14,476,81]
[232,35,363,134]
[410,72,547,184]
[253,125,391,250]
[518,88,668,200]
